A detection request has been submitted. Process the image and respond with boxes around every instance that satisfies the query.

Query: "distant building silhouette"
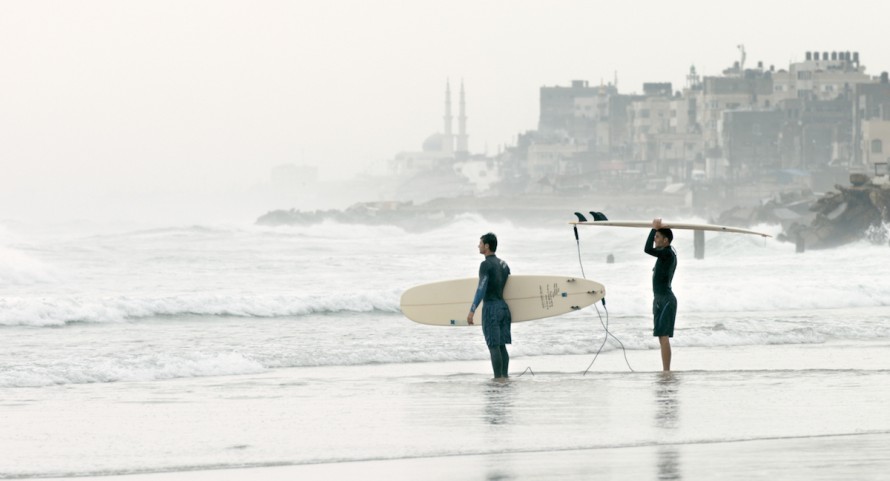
[384,50,890,201]
[524,50,885,194]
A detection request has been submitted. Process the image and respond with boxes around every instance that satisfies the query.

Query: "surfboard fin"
[589,211,609,221]
[574,212,588,222]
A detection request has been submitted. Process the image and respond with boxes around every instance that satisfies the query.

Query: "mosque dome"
[422,133,445,152]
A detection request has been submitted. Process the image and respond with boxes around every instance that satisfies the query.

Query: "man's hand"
[652,217,663,229]
[467,311,475,325]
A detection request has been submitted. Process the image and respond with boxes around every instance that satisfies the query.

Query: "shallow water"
[5,345,890,478]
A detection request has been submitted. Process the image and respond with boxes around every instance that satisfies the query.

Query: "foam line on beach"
[22,430,890,480]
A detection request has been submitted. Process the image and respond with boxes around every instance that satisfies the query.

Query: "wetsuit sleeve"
[644,229,658,257]
[645,229,674,260]
[470,275,488,312]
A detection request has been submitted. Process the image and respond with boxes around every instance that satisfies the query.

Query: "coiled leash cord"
[574,222,634,374]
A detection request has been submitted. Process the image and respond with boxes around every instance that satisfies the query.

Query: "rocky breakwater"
[255,200,456,231]
[781,173,890,249]
[717,189,818,227]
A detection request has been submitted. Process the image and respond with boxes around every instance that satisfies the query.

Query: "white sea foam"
[2,217,888,327]
[0,290,403,327]
[0,351,265,388]
[2,272,884,327]
[0,318,878,389]
[0,246,60,286]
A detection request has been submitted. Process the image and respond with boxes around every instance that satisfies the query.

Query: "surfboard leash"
[516,366,535,377]
[573,223,586,279]
[583,303,634,374]
[573,212,634,374]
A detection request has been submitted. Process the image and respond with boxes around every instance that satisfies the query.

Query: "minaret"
[686,65,701,89]
[456,80,469,158]
[443,80,454,155]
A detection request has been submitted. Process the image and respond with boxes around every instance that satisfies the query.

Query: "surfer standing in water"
[645,218,677,372]
[467,232,512,380]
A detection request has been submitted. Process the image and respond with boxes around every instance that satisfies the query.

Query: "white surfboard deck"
[570,220,772,237]
[400,275,605,326]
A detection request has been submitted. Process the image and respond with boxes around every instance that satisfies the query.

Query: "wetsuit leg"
[488,345,504,378]
[488,345,509,378]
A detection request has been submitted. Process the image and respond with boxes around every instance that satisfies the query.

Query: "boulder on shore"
[780,174,890,249]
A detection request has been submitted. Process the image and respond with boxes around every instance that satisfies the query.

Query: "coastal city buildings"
[384,49,890,204]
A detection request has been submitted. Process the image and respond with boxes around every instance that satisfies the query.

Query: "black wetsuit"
[644,229,677,337]
[470,254,511,377]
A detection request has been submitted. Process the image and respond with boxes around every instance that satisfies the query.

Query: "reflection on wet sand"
[658,446,681,480]
[655,372,680,430]
[655,372,681,480]
[484,381,517,481]
[484,379,515,425]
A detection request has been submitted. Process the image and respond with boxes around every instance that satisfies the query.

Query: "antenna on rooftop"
[737,44,746,72]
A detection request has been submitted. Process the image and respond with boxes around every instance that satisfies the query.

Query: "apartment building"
[772,51,870,103]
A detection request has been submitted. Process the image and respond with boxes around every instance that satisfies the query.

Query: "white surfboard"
[570,220,772,237]
[400,275,605,326]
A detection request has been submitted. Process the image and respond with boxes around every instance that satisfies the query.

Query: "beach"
[15,342,890,480]
[2,217,889,480]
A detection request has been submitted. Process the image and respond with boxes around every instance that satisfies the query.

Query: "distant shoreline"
[256,191,700,231]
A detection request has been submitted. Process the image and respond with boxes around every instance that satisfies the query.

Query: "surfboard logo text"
[539,283,560,310]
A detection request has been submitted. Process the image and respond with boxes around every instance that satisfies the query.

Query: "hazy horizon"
[3,0,890,224]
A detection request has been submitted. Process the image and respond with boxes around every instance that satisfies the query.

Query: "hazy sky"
[3,0,890,223]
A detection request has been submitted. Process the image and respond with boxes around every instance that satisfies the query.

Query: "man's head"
[655,228,673,248]
[479,232,498,254]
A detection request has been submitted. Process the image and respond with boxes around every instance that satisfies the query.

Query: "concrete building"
[852,76,890,167]
[625,79,708,181]
[694,73,774,151]
[537,80,640,184]
[572,84,619,150]
[539,80,599,136]
[628,83,674,173]
[772,51,870,103]
[576,86,637,162]
[526,141,586,179]
[861,119,890,167]
[722,110,784,180]
[505,52,890,195]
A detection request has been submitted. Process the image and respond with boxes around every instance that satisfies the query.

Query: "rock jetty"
[781,173,890,249]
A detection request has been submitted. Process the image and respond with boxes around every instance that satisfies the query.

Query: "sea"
[1,214,889,480]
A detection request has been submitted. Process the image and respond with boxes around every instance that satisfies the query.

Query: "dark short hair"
[480,232,498,252]
[656,228,673,243]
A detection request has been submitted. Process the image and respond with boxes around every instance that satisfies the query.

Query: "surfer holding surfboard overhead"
[645,218,678,372]
[467,232,512,380]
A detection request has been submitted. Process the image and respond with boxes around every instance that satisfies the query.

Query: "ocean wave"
[4,277,888,328]
[0,327,863,389]
[0,246,60,287]
[2,312,886,388]
[0,291,403,327]
[0,351,266,388]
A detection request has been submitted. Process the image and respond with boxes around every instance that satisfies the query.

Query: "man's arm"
[467,275,488,325]
[644,229,658,257]
[644,218,667,257]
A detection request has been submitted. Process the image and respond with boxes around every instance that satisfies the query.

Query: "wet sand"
[18,342,890,481]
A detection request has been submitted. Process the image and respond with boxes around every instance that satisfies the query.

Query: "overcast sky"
[2,0,889,223]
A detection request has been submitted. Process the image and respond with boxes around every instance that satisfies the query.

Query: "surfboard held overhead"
[400,275,605,326]
[570,219,772,238]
